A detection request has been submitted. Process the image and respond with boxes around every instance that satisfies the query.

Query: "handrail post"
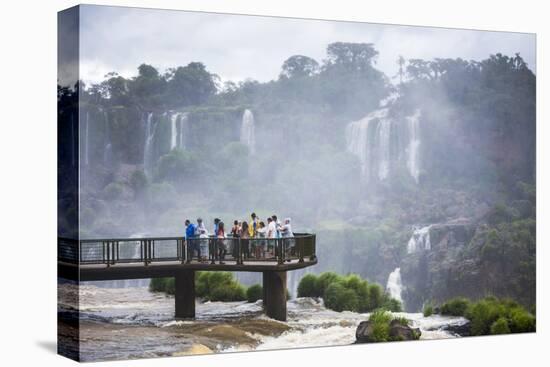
[238,238,243,265]
[185,239,191,264]
[106,241,111,267]
[277,239,284,265]
[298,237,304,263]
[210,238,216,265]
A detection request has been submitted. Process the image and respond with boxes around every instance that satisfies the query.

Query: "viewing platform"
[58,234,317,321]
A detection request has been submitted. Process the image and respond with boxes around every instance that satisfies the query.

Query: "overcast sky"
[79,5,536,85]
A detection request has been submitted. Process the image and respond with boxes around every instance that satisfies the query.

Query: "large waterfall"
[240,109,256,154]
[386,267,403,302]
[178,113,188,149]
[345,106,422,183]
[103,109,112,165]
[143,112,155,177]
[407,225,432,254]
[170,113,179,150]
[406,109,422,183]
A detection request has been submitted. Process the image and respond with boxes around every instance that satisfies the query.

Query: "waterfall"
[345,109,388,181]
[386,267,403,302]
[103,110,112,165]
[170,113,179,150]
[406,109,422,183]
[143,113,155,177]
[407,225,432,254]
[240,109,256,154]
[84,111,90,166]
[377,117,392,180]
[178,113,188,149]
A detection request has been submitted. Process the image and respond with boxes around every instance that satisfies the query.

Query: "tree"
[280,55,319,79]
[165,62,218,107]
[324,42,379,72]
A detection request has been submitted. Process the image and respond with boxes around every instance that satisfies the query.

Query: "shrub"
[149,277,168,292]
[367,284,384,311]
[464,297,536,336]
[490,317,511,334]
[297,274,318,297]
[130,169,148,194]
[382,295,403,312]
[367,310,393,342]
[423,304,434,317]
[210,282,246,302]
[324,282,359,312]
[315,272,341,297]
[509,308,536,333]
[440,297,470,316]
[246,284,263,303]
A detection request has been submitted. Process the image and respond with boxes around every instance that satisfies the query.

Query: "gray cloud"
[79,5,536,84]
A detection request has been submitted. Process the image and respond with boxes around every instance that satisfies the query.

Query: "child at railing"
[255,221,267,259]
[217,221,226,264]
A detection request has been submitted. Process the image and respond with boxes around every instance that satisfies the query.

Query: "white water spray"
[407,225,432,254]
[406,109,422,183]
[386,267,403,302]
[240,109,256,154]
[143,113,155,177]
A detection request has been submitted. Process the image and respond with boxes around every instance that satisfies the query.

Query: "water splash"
[143,112,155,177]
[407,225,432,254]
[386,267,403,302]
[406,109,422,183]
[240,109,256,154]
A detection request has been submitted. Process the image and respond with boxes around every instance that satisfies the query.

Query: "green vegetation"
[246,284,263,303]
[423,303,434,317]
[440,297,471,316]
[297,272,401,313]
[366,310,420,343]
[430,296,535,336]
[150,272,246,302]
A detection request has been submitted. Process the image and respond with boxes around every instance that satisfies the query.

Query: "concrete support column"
[175,270,195,319]
[263,271,287,321]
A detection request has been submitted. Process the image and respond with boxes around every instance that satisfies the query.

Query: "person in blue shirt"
[185,219,198,262]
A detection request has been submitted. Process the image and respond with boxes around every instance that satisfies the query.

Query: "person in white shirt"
[281,218,295,262]
[195,218,209,263]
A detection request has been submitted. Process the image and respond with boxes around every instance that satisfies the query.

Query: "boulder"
[355,319,421,343]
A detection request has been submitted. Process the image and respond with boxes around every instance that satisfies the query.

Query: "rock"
[355,319,421,343]
[389,320,422,341]
[442,321,471,337]
[172,344,213,356]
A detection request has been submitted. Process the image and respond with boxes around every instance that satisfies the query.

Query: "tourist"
[231,220,240,259]
[249,212,259,237]
[196,218,209,263]
[241,221,250,259]
[185,219,198,262]
[217,221,226,264]
[281,218,295,262]
[213,218,220,261]
[256,221,267,259]
[272,215,281,238]
[267,217,277,257]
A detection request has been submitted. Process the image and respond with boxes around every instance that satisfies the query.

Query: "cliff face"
[400,214,535,312]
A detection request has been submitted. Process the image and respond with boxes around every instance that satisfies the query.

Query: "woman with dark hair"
[240,221,250,260]
[217,221,226,264]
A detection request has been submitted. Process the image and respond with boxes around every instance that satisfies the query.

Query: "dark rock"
[355,320,375,343]
[355,319,421,343]
[442,321,471,337]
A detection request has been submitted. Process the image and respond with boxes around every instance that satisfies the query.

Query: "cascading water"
[178,113,188,149]
[386,267,403,303]
[377,117,392,180]
[103,109,112,165]
[406,109,422,183]
[407,225,432,254]
[346,110,379,181]
[143,113,155,177]
[240,109,256,154]
[170,113,179,150]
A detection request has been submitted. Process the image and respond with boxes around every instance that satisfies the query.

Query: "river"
[58,283,468,362]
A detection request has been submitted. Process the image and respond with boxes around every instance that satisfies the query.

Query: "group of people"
[184,213,294,264]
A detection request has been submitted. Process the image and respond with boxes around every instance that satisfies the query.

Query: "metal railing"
[58,233,316,266]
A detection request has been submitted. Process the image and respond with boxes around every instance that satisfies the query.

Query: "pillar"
[175,270,195,319]
[263,271,287,321]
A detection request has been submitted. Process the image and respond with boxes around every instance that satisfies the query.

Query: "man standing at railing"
[185,219,198,262]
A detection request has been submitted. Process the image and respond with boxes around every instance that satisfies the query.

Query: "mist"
[58,10,536,311]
